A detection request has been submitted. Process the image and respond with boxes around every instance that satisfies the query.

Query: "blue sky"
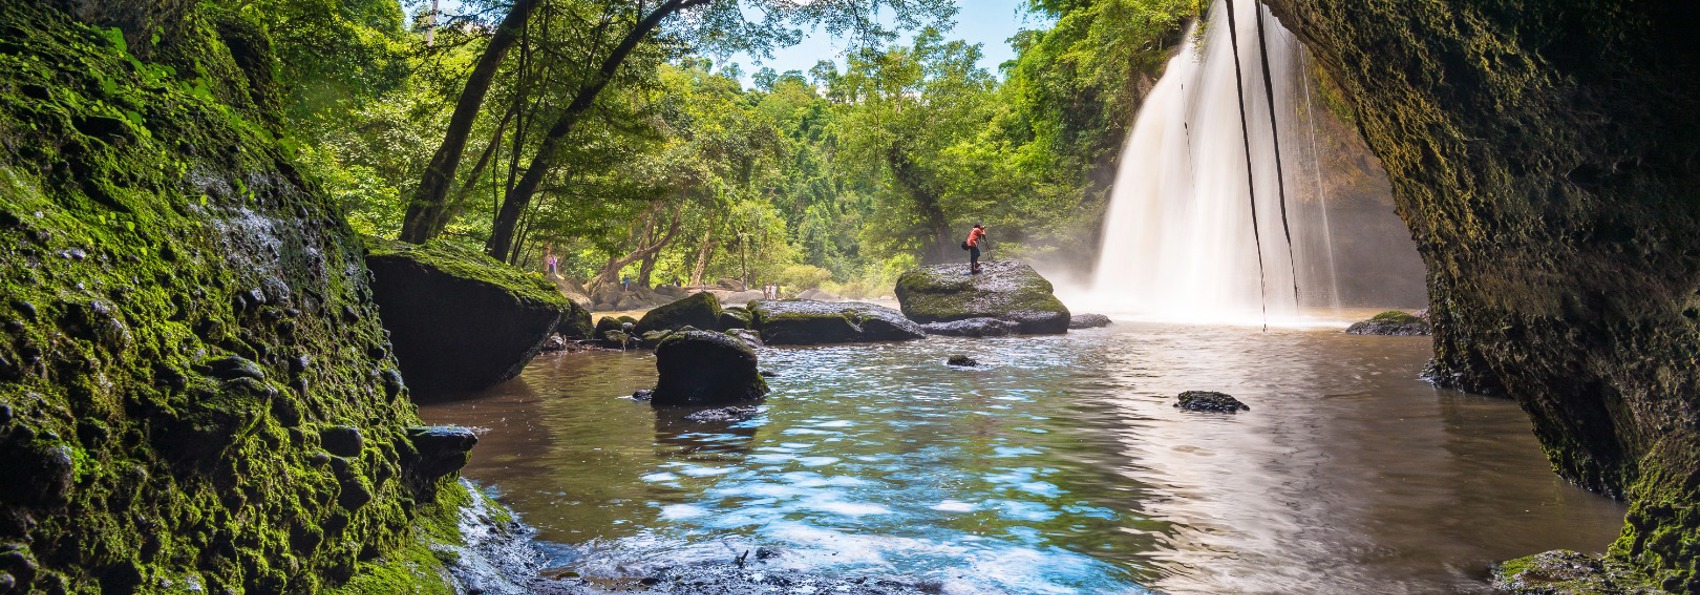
[427,0,1046,85]
[725,0,1044,84]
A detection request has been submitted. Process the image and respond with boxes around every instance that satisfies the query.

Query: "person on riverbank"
[965,223,986,274]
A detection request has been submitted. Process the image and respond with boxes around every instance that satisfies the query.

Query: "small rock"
[683,405,760,423]
[319,426,363,457]
[631,389,654,401]
[1175,391,1249,413]
[726,328,764,350]
[538,335,568,352]
[403,426,478,492]
[946,355,979,367]
[1345,310,1431,336]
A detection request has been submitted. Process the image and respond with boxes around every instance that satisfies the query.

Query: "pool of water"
[418,321,1626,594]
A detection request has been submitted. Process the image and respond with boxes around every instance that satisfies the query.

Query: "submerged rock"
[747,299,926,345]
[635,291,722,336]
[895,260,1071,334]
[367,239,571,400]
[921,317,1021,337]
[946,355,979,367]
[1346,310,1431,336]
[1175,391,1250,413]
[1069,313,1113,329]
[651,331,769,406]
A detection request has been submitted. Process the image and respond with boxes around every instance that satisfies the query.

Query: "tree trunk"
[399,0,538,244]
[589,203,685,291]
[690,212,719,286]
[484,0,710,259]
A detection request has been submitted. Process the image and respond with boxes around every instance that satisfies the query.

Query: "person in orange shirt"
[965,223,986,274]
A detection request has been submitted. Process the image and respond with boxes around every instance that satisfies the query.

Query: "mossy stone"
[894,260,1071,334]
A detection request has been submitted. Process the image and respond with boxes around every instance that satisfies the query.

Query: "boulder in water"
[718,306,752,330]
[921,317,1021,338]
[636,292,722,335]
[747,299,926,345]
[554,299,595,340]
[946,355,979,367]
[1175,391,1250,413]
[651,331,769,406]
[366,239,570,399]
[895,260,1071,334]
[1069,314,1113,329]
[1346,311,1431,336]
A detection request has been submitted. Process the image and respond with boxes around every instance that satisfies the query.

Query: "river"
[418,319,1625,594]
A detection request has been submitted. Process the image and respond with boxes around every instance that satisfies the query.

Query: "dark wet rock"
[747,299,926,345]
[366,239,570,400]
[630,389,654,401]
[1069,313,1113,329]
[403,426,478,496]
[759,370,777,378]
[552,299,595,340]
[717,306,752,331]
[946,355,979,367]
[538,335,568,352]
[895,260,1071,334]
[319,425,363,457]
[921,317,1021,338]
[635,292,722,335]
[651,331,768,407]
[1176,391,1250,413]
[1346,310,1431,336]
[683,405,761,423]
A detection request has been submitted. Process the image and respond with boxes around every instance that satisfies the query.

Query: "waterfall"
[1088,0,1339,324]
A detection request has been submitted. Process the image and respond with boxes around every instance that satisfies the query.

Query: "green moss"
[365,238,570,310]
[0,2,466,592]
[634,291,722,336]
[1369,310,1422,324]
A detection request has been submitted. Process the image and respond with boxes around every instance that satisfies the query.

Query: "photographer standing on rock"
[963,223,986,274]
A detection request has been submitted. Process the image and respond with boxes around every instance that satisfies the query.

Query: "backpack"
[961,241,971,251]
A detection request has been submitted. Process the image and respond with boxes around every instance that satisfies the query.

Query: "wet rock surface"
[895,260,1071,334]
[367,239,571,400]
[1175,391,1250,413]
[651,331,769,406]
[1069,314,1113,329]
[635,292,723,336]
[1345,311,1430,336]
[747,300,926,345]
[921,317,1020,338]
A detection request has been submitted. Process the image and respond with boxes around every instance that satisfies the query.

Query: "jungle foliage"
[264,0,1201,296]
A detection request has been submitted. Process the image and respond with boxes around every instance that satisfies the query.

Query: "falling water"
[1088,0,1340,324]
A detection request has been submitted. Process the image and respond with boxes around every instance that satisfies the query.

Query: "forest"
[281,0,1200,295]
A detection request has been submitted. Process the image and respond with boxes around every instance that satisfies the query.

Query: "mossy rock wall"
[0,1,463,592]
[1265,0,1700,589]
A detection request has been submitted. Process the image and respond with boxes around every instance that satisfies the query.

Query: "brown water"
[419,321,1626,595]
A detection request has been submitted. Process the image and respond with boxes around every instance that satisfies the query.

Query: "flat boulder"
[367,239,571,400]
[921,317,1021,338]
[636,291,722,335]
[895,260,1071,334]
[1069,314,1113,329]
[1346,310,1431,336]
[651,331,769,407]
[747,299,926,345]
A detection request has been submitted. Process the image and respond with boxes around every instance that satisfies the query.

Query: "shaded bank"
[1265,0,1700,589]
